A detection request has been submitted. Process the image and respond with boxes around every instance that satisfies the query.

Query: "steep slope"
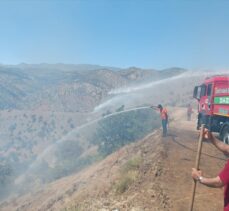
[1,107,226,211]
[0,129,167,211]
[0,65,189,203]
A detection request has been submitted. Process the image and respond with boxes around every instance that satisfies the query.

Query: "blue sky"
[0,0,229,69]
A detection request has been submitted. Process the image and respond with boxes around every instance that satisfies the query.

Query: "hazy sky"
[0,0,229,69]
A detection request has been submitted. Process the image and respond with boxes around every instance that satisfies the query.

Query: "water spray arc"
[94,70,215,113]
[15,106,152,185]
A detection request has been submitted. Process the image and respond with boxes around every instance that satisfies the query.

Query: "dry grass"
[114,156,142,194]
[62,205,82,211]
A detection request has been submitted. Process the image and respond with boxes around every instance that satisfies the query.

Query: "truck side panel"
[213,104,229,117]
[213,82,229,117]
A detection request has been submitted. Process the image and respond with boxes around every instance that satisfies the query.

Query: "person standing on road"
[187,104,193,121]
[191,129,229,211]
[151,104,168,137]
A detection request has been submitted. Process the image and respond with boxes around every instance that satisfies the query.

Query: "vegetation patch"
[62,205,82,211]
[92,109,160,156]
[115,156,142,194]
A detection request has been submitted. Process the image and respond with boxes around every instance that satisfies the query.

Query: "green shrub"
[92,109,160,156]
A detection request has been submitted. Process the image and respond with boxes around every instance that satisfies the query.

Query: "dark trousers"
[162,119,168,137]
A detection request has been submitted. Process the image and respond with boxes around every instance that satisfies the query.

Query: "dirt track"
[0,107,227,211]
[164,120,225,211]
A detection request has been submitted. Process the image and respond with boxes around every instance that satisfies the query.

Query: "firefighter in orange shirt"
[151,104,169,137]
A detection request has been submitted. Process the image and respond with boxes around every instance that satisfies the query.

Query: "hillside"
[0,107,226,211]
[0,65,186,112]
[0,64,188,203]
[0,66,223,210]
[0,65,189,199]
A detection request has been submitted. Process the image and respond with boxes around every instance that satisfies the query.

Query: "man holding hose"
[191,129,229,211]
[151,104,168,137]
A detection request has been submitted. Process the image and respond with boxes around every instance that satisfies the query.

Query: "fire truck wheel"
[222,126,229,145]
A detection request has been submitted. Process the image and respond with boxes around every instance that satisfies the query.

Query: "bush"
[56,140,83,160]
[48,148,102,181]
[121,156,142,173]
[102,110,112,117]
[92,109,160,156]
[115,171,138,193]
[115,105,125,112]
[62,205,82,211]
[115,156,142,194]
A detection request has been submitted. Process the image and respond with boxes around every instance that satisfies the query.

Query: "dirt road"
[164,111,225,211]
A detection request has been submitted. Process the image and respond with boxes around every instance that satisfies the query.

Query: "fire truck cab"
[193,75,229,143]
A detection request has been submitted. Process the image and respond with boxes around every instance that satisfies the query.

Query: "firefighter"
[151,104,168,137]
[191,129,229,211]
[187,104,193,121]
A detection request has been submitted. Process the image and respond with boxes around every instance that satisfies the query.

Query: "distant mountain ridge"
[0,64,187,112]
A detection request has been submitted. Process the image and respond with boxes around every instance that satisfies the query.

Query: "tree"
[115,105,125,112]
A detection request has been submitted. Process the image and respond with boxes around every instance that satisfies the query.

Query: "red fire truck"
[193,75,229,143]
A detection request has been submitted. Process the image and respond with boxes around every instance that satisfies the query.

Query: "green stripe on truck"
[214,96,229,104]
